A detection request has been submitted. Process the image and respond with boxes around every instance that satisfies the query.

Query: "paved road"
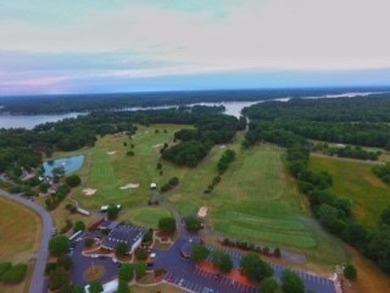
[0,189,53,293]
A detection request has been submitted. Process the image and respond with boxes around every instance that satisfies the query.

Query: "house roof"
[102,225,145,251]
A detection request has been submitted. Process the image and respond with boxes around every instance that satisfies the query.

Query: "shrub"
[0,263,28,284]
[0,262,12,277]
[115,243,129,257]
[119,264,134,282]
[49,235,71,257]
[135,262,147,280]
[65,175,81,187]
[73,221,86,232]
[344,264,357,281]
[158,217,176,234]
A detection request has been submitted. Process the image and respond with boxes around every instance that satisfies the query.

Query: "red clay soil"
[198,262,256,287]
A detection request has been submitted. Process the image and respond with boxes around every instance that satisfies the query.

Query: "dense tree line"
[372,163,390,185]
[313,143,381,161]
[0,106,230,176]
[164,114,242,167]
[243,95,390,122]
[243,96,390,149]
[243,122,390,274]
[2,88,382,114]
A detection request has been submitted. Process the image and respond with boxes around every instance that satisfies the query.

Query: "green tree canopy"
[212,250,233,273]
[65,175,81,187]
[185,217,202,233]
[158,217,176,234]
[119,264,134,282]
[240,253,273,283]
[115,243,129,257]
[49,235,71,257]
[89,281,103,293]
[281,270,304,293]
[73,221,86,232]
[191,245,210,264]
[262,277,282,293]
[343,264,357,281]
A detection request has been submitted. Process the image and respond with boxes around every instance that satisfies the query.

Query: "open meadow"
[0,198,42,293]
[310,155,390,228]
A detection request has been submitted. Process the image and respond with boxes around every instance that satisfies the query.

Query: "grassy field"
[310,155,390,228]
[119,207,172,229]
[0,198,42,293]
[51,125,347,268]
[72,124,192,211]
[167,137,347,267]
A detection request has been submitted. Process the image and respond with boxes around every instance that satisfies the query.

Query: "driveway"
[71,238,119,287]
[0,189,53,293]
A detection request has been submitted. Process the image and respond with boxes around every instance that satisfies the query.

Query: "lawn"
[72,124,192,211]
[0,198,42,293]
[310,155,390,228]
[167,137,347,267]
[119,207,172,229]
[51,126,347,268]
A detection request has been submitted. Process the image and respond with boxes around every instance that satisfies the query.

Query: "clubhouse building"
[101,225,145,254]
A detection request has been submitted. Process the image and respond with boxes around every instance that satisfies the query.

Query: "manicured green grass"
[310,155,390,228]
[167,138,347,266]
[53,127,347,267]
[73,124,192,210]
[119,207,172,229]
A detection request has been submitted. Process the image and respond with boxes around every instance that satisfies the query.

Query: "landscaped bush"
[160,177,179,193]
[0,263,28,284]
[135,262,147,280]
[119,264,134,282]
[65,175,81,187]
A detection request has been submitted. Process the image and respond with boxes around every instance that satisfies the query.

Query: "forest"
[1,87,388,114]
[243,97,390,274]
[0,106,241,175]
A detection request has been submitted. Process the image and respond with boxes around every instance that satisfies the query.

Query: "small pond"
[43,155,85,178]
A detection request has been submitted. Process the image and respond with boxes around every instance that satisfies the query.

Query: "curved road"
[0,189,53,293]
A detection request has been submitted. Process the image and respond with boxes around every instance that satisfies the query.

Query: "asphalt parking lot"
[205,245,337,293]
[71,237,119,287]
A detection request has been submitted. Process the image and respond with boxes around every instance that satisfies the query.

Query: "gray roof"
[102,225,145,251]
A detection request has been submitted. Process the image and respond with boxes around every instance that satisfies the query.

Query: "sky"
[0,0,389,95]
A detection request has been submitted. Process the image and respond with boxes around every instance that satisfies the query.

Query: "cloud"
[0,0,389,95]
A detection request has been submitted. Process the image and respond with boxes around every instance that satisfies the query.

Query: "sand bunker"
[120,183,140,190]
[107,151,117,155]
[219,145,227,149]
[83,188,97,196]
[152,143,164,148]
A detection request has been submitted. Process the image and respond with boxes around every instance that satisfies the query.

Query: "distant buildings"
[101,225,145,254]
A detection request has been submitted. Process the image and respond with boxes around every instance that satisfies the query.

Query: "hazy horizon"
[1,0,389,95]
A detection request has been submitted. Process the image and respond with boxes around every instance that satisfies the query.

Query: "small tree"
[282,270,304,293]
[117,279,131,293]
[65,175,81,188]
[119,264,134,282]
[186,217,202,233]
[273,247,281,258]
[191,245,210,264]
[106,205,121,220]
[262,277,281,293]
[73,221,86,232]
[115,243,129,257]
[89,281,104,293]
[48,266,70,291]
[135,262,147,280]
[344,264,357,281]
[240,253,273,283]
[57,255,73,271]
[49,235,71,257]
[158,217,176,234]
[135,247,148,261]
[212,250,233,273]
[127,151,135,157]
[85,237,95,248]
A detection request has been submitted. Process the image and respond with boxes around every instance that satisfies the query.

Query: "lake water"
[43,155,85,178]
[0,91,383,129]
[0,112,83,130]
